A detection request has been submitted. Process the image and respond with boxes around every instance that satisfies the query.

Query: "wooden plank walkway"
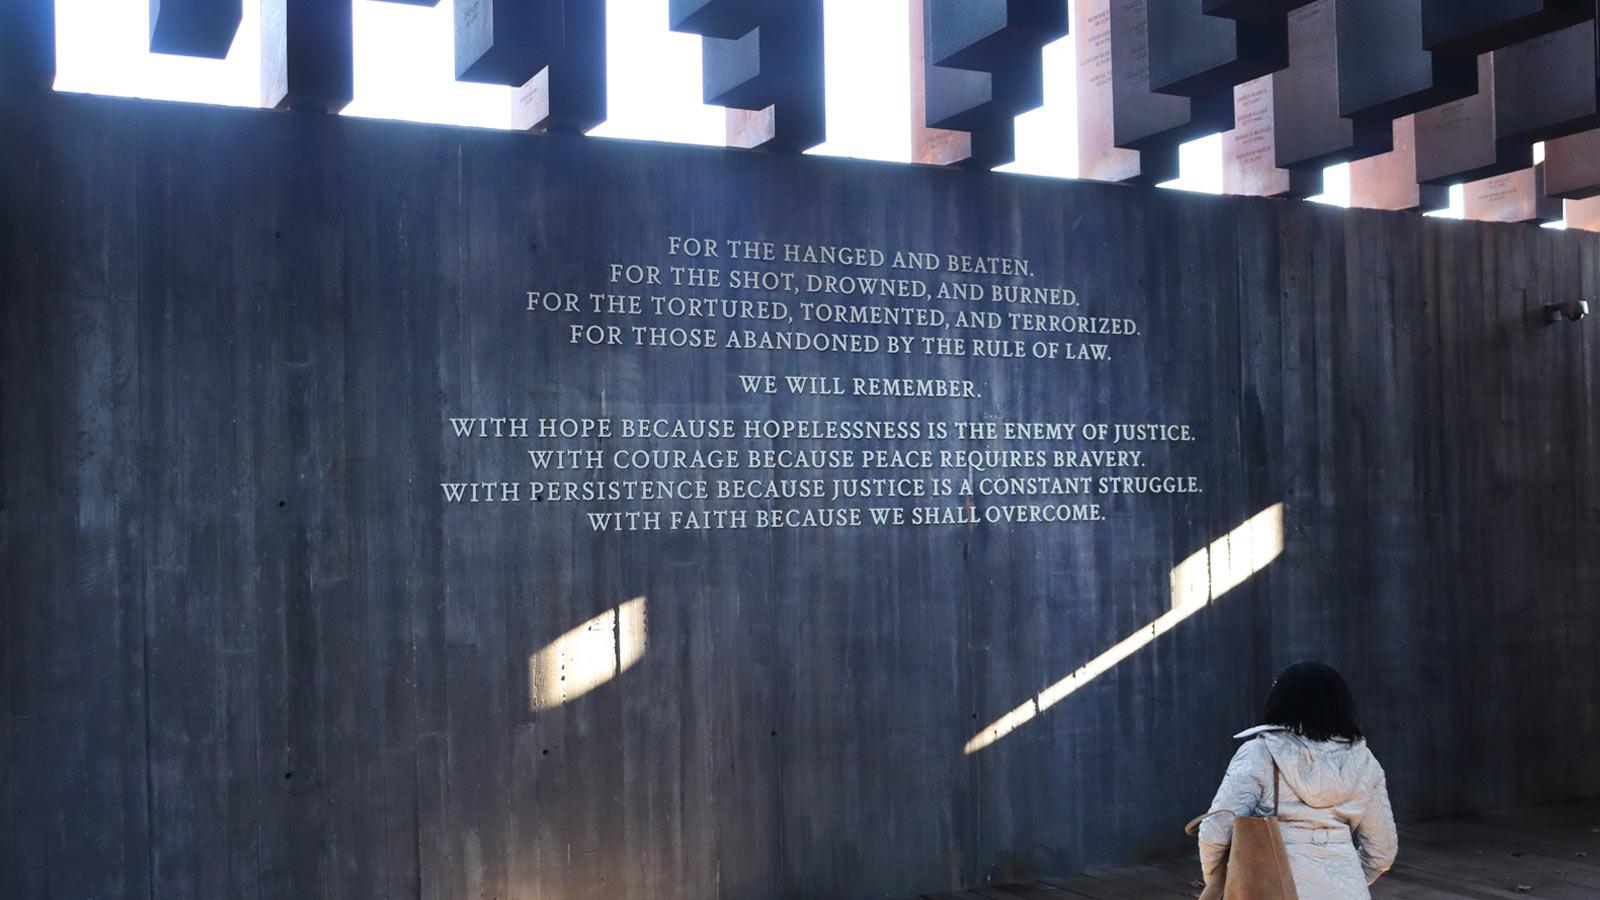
[913,799,1600,899]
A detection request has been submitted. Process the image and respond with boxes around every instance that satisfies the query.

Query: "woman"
[1198,661,1398,899]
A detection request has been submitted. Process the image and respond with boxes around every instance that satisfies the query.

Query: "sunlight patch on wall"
[964,503,1285,755]
[529,596,648,712]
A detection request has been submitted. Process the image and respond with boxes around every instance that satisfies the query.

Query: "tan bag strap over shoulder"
[1184,753,1282,836]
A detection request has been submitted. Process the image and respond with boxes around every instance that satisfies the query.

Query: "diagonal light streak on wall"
[528,596,648,712]
[963,503,1285,755]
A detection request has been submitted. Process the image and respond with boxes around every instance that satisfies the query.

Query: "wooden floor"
[915,799,1600,899]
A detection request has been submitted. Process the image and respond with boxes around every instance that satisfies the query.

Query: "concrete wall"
[3,91,1599,899]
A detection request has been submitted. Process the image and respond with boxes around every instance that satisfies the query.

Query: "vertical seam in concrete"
[134,106,158,900]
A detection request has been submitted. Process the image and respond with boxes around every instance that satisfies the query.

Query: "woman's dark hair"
[1262,661,1364,742]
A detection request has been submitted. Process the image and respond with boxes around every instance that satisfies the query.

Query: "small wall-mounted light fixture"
[1545,299,1591,325]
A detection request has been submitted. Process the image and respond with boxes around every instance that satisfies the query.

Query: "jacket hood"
[1236,726,1379,809]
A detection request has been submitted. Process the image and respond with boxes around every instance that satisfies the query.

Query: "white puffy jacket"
[1198,726,1398,899]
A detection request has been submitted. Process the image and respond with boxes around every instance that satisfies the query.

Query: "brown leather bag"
[1184,761,1299,900]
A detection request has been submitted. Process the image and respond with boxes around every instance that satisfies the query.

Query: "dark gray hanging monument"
[1421,0,1593,55]
[1414,54,1535,185]
[0,0,53,88]
[455,0,607,132]
[1109,0,1233,165]
[149,0,243,58]
[455,0,567,84]
[921,0,1068,168]
[1492,13,1599,143]
[1146,0,1287,98]
[1331,0,1476,121]
[1201,0,1315,19]
[671,0,827,151]
[1075,0,1179,183]
[261,0,354,112]
[1270,1,1392,170]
